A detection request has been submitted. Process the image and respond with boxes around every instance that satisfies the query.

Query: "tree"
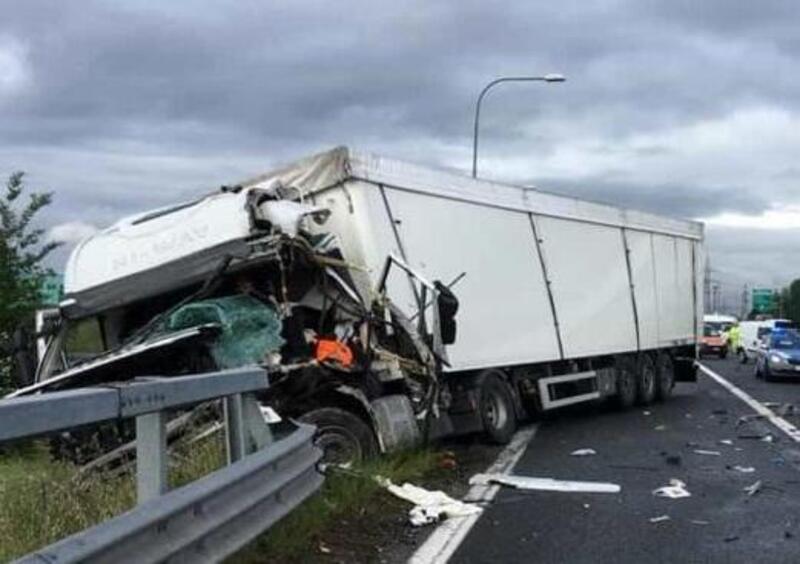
[784,279,800,325]
[0,172,59,392]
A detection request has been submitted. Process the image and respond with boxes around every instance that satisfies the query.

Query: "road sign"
[752,288,776,314]
[39,273,63,306]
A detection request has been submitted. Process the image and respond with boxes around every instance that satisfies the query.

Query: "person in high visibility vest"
[726,322,743,362]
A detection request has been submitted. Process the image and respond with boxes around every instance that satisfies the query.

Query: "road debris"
[653,478,691,499]
[654,425,667,431]
[470,474,621,494]
[719,439,734,446]
[643,411,651,416]
[744,480,762,497]
[570,448,597,457]
[691,520,710,526]
[377,477,481,527]
[693,449,722,456]
[724,535,740,543]
[732,465,756,473]
[762,434,775,443]
[649,515,670,523]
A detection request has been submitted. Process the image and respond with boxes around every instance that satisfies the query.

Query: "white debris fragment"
[762,434,775,443]
[649,515,671,523]
[733,466,755,473]
[743,480,762,497]
[377,477,481,527]
[719,439,734,446]
[654,425,666,431]
[570,448,597,457]
[693,449,722,456]
[643,411,651,416]
[470,473,620,494]
[691,520,710,526]
[653,479,691,499]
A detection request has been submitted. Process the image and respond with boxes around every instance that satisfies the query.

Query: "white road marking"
[407,425,538,564]
[697,362,800,443]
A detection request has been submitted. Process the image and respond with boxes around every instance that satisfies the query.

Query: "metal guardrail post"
[136,411,168,503]
[224,393,246,463]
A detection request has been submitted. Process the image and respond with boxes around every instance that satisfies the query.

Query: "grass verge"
[0,437,439,563]
[233,448,439,563]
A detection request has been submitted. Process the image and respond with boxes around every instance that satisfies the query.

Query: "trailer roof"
[241,146,704,240]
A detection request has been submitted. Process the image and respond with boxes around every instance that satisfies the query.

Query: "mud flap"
[674,356,698,382]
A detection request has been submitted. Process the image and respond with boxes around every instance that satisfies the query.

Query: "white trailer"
[29,146,703,454]
[238,147,703,439]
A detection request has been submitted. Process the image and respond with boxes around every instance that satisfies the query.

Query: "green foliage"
[783,279,800,324]
[0,171,59,392]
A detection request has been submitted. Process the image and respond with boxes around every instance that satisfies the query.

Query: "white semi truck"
[14,147,703,460]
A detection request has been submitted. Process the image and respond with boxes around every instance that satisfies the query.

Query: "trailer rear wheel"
[614,358,637,409]
[479,374,517,444]
[636,354,657,405]
[655,353,675,401]
[299,407,378,465]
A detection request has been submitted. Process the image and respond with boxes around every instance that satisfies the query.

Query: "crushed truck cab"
[16,146,704,463]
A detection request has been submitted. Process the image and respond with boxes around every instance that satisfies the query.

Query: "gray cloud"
[3,0,800,295]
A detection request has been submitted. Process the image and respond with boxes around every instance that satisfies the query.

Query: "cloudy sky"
[2,0,800,313]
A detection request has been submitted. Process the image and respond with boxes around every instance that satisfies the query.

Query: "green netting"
[165,294,284,369]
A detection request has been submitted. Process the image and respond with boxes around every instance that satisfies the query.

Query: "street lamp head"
[543,73,566,82]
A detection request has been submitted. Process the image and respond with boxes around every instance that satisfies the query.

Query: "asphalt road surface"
[449,358,800,564]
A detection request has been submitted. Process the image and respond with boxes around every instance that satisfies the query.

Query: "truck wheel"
[479,374,517,444]
[636,354,657,405]
[299,407,378,465]
[655,353,675,401]
[614,358,637,409]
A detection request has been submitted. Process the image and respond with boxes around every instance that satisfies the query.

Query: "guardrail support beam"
[225,393,246,463]
[136,411,168,503]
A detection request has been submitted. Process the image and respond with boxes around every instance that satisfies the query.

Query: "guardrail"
[0,367,324,563]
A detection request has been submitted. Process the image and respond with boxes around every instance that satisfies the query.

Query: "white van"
[740,319,797,362]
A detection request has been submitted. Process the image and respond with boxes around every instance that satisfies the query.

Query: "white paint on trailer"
[381,188,561,369]
[698,363,800,443]
[626,231,660,349]
[407,425,538,564]
[534,216,637,358]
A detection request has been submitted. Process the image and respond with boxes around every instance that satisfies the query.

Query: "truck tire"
[479,374,517,444]
[636,354,657,405]
[614,358,637,409]
[299,407,378,465]
[655,353,675,401]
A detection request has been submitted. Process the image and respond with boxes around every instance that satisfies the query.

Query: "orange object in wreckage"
[314,338,354,367]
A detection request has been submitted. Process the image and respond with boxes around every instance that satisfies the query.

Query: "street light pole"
[471,74,566,178]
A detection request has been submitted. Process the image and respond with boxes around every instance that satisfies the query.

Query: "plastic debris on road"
[762,434,775,443]
[693,449,722,456]
[649,515,670,523]
[376,477,481,527]
[719,439,734,446]
[570,448,597,457]
[732,465,755,473]
[470,473,621,494]
[744,480,762,497]
[653,478,691,499]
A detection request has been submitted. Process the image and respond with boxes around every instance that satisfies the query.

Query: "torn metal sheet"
[470,473,621,494]
[653,479,691,499]
[377,477,481,527]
